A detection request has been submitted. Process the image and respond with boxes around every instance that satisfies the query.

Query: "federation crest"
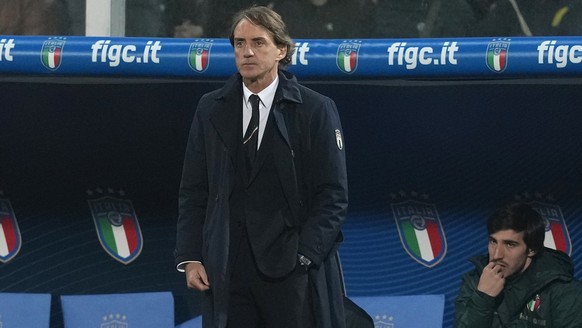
[40,37,66,70]
[529,200,572,255]
[527,294,541,312]
[486,38,510,73]
[392,198,447,268]
[335,129,344,150]
[188,40,212,73]
[89,194,143,264]
[0,198,22,263]
[336,41,361,74]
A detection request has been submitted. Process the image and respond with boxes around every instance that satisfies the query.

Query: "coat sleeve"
[551,279,582,327]
[454,270,497,328]
[298,95,348,268]
[174,98,209,267]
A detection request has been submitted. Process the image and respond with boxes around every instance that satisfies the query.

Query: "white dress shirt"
[242,76,279,149]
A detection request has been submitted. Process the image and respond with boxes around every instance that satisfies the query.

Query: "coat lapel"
[209,75,243,167]
[270,71,303,220]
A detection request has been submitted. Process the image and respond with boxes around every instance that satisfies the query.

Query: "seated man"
[454,202,582,327]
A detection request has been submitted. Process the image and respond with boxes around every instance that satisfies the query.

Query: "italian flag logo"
[392,199,447,268]
[336,41,361,74]
[0,199,22,263]
[188,41,212,73]
[530,201,572,256]
[89,196,143,264]
[41,37,65,70]
[527,294,541,312]
[486,39,510,73]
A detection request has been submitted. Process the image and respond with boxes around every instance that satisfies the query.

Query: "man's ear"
[277,46,287,61]
[527,249,537,258]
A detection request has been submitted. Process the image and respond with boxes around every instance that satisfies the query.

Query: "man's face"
[233,19,286,90]
[488,229,535,279]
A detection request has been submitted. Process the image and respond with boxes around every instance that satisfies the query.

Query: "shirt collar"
[242,76,279,109]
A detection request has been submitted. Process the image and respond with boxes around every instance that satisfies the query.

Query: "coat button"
[299,200,304,207]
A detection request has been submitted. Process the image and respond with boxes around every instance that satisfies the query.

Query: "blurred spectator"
[470,0,582,36]
[466,0,496,21]
[62,0,85,35]
[166,0,206,38]
[126,0,167,37]
[203,0,275,38]
[0,0,68,35]
[273,0,376,39]
[373,0,477,38]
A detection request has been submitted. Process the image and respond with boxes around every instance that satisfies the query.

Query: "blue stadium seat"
[350,294,445,328]
[60,291,174,328]
[175,315,202,328]
[0,293,51,328]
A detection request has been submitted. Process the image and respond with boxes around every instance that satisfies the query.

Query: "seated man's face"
[488,229,535,279]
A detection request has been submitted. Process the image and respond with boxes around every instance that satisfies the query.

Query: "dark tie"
[243,94,260,171]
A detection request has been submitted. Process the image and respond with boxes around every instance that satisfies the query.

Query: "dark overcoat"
[175,69,348,328]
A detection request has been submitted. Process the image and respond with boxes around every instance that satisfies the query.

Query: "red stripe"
[1,216,17,252]
[498,51,506,69]
[425,220,442,257]
[122,217,139,253]
[550,222,567,252]
[53,47,61,66]
[201,51,208,69]
[350,51,357,70]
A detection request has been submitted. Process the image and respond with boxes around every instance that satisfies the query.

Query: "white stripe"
[0,223,9,257]
[196,54,203,71]
[494,55,502,71]
[112,224,131,258]
[544,230,557,250]
[415,228,435,261]
[48,51,56,69]
[343,55,352,72]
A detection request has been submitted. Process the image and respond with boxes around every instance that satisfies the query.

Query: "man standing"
[174,6,348,328]
[455,202,582,327]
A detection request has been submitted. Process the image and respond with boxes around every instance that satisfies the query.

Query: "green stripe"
[402,221,421,258]
[189,50,197,68]
[42,48,50,67]
[338,52,346,70]
[99,218,117,253]
[487,51,495,69]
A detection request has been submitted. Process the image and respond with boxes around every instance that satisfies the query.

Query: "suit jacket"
[175,69,348,328]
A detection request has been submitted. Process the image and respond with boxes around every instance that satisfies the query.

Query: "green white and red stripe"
[338,50,357,73]
[89,197,143,264]
[98,216,140,260]
[189,49,208,72]
[487,49,506,72]
[527,295,541,312]
[188,42,212,73]
[393,200,447,267]
[42,45,62,69]
[401,218,443,263]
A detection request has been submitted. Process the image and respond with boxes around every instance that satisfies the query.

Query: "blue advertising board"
[1,36,582,79]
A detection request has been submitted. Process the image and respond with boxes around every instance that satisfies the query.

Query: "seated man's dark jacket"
[455,247,582,327]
